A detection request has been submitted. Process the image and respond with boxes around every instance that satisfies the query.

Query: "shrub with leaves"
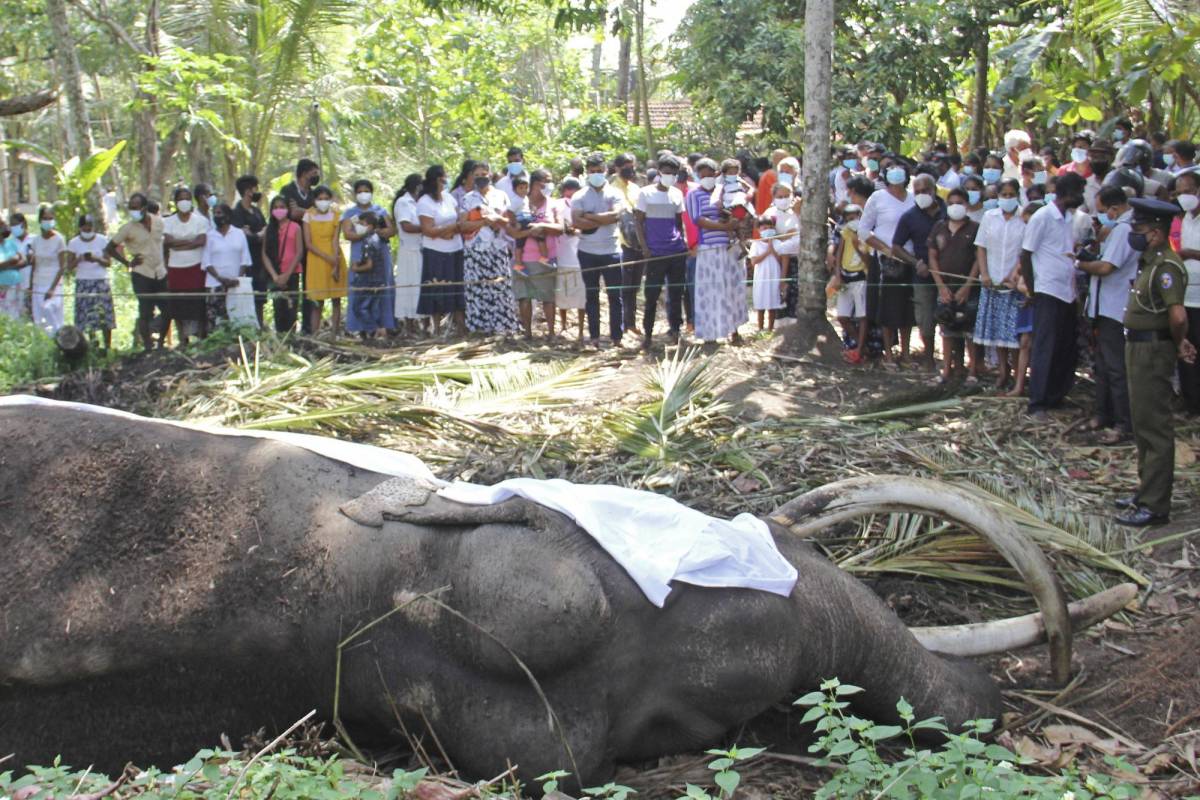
[797,678,1140,799]
[0,315,64,391]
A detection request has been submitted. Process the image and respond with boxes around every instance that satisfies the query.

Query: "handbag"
[226,277,259,328]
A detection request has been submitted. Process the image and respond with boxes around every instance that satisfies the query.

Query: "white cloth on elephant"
[438,478,797,606]
[1,395,799,607]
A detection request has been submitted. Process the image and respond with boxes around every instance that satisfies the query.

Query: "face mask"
[354,223,370,237]
[946,204,967,221]
[80,231,96,241]
[998,197,1020,214]
[206,195,218,208]
[1071,148,1088,164]
[961,165,976,176]
[1128,232,1148,251]
[1098,212,1116,227]
[40,219,56,231]
[1164,153,1177,167]
[176,200,193,214]
[760,229,776,239]
[1091,160,1111,176]
[843,219,859,232]
[251,191,263,204]
[885,167,906,186]
[842,158,859,170]
[271,208,288,220]
[724,175,740,186]
[914,193,934,210]
[507,162,524,177]
[11,224,24,237]
[356,191,373,205]
[213,215,229,227]
[308,173,321,186]
[128,210,143,222]
[1113,130,1126,142]
[1178,193,1199,212]
[315,199,332,213]
[983,168,1002,184]
[620,167,636,180]
[778,172,794,187]
[1044,193,1057,205]
[983,198,1000,211]
[866,159,880,173]
[773,197,791,210]
[0,228,7,239]
[474,177,491,191]
[658,174,677,188]
[1033,171,1048,185]
[967,190,982,205]
[1017,148,1034,163]
[587,173,607,188]
[700,176,717,191]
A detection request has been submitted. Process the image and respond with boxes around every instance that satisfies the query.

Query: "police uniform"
[1118,198,1189,525]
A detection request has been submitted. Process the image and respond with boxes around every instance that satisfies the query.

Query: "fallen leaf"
[732,476,762,494]
[1067,468,1091,479]
[1146,593,1180,615]
[1013,735,1061,766]
[1141,752,1176,775]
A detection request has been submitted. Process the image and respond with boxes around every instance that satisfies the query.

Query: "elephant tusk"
[769,476,1075,685]
[909,583,1137,657]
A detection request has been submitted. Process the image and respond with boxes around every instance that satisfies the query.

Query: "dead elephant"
[0,402,1133,786]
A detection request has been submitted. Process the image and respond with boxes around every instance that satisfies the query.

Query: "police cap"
[1129,197,1182,225]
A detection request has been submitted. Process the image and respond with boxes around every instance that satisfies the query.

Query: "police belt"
[1124,328,1173,343]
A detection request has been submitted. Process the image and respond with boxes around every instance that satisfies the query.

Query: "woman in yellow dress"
[303,185,347,334]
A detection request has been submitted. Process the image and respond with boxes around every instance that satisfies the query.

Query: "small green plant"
[0,315,64,390]
[537,769,572,794]
[797,677,1140,800]
[675,745,766,800]
[582,781,637,799]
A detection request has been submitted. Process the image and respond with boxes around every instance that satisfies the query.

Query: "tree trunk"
[616,1,632,116]
[46,0,106,228]
[591,42,603,106]
[941,102,958,155]
[798,0,833,324]
[635,0,653,153]
[969,29,989,150]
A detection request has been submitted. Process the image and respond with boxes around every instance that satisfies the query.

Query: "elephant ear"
[339,476,439,528]
[340,476,535,528]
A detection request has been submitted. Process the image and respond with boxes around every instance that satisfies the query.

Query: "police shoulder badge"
[1161,272,1174,290]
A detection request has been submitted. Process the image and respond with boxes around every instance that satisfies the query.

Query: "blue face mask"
[843,158,859,170]
[1165,153,1177,167]
[983,198,1000,211]
[1098,212,1117,227]
[507,162,524,177]
[998,197,1019,214]
[1044,192,1057,205]
[982,167,1002,184]
[961,165,976,176]
[866,159,880,173]
[885,167,907,186]
[206,195,218,208]
[1114,129,1127,142]
[40,219,55,232]
[10,224,23,238]
[1033,171,1048,185]
[967,190,981,205]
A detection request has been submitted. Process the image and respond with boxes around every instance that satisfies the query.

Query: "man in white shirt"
[494,146,528,210]
[935,153,962,191]
[1003,130,1034,181]
[1020,171,1086,420]
[1075,186,1139,440]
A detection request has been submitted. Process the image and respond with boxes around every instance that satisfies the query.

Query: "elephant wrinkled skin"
[0,405,1001,785]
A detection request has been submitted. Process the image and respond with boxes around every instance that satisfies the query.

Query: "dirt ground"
[11,319,1200,797]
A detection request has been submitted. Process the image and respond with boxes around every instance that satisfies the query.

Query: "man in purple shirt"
[634,154,689,348]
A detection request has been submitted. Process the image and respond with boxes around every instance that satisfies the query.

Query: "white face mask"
[1017,148,1034,163]
[1179,193,1200,212]
[79,231,96,241]
[723,175,740,187]
[946,204,967,221]
[353,222,369,236]
[700,177,717,191]
[1071,147,1089,164]
[356,191,373,205]
[176,200,193,213]
[914,193,934,210]
[773,197,791,210]
[760,229,776,239]
[658,173,677,188]
[315,199,331,212]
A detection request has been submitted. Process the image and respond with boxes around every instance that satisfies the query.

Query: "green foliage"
[536,769,572,794]
[0,749,432,799]
[675,745,767,800]
[796,678,1141,800]
[556,111,640,157]
[582,781,637,799]
[5,140,128,238]
[0,316,63,391]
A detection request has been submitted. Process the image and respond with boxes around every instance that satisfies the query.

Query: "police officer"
[1114,198,1198,526]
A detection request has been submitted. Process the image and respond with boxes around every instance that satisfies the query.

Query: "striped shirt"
[685,187,728,247]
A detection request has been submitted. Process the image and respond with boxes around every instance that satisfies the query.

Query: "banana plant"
[2,139,126,238]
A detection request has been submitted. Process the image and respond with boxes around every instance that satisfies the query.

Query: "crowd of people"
[0,123,1198,522]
